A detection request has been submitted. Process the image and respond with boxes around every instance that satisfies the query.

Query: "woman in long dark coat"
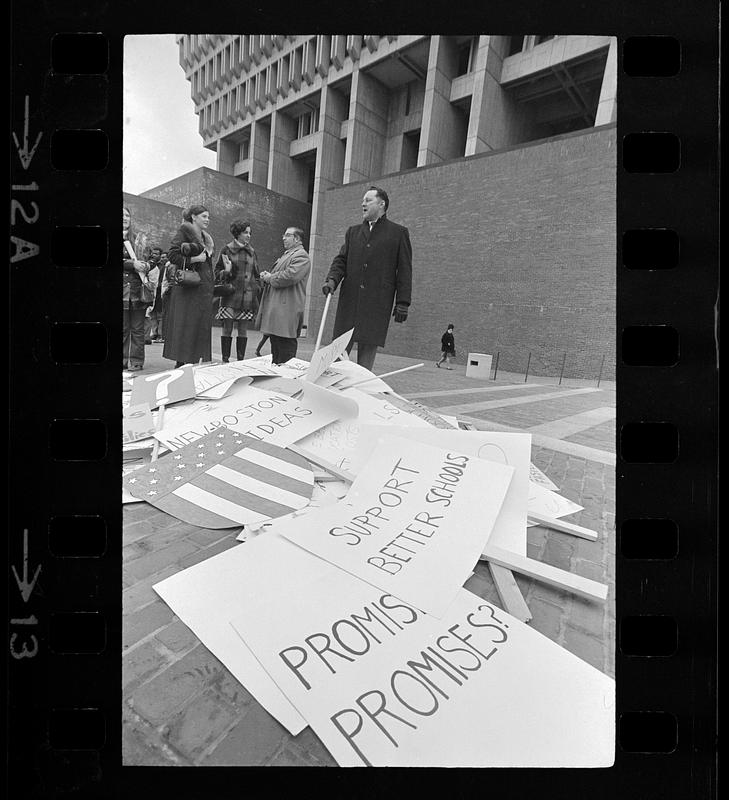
[214,219,260,362]
[163,205,215,367]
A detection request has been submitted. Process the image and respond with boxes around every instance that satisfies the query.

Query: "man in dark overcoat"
[322,186,412,371]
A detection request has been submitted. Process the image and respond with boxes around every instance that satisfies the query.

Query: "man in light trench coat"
[322,186,412,372]
[257,226,311,365]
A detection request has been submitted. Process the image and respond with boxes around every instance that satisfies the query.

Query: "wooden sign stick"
[527,512,598,541]
[313,293,332,353]
[150,401,166,462]
[488,563,533,623]
[288,443,356,483]
[340,362,424,389]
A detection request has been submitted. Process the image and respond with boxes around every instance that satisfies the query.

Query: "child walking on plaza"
[436,323,455,369]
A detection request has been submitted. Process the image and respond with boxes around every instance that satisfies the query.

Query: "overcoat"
[122,235,150,310]
[162,223,214,364]
[256,245,311,339]
[214,239,261,322]
[326,215,412,347]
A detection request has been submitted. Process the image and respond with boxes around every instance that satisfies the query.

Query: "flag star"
[197,443,205,448]
[128,478,137,484]
[148,467,157,473]
[173,476,183,481]
[195,463,203,467]
[217,433,225,439]
[216,450,226,456]
[174,454,182,460]
[176,464,186,470]
[150,479,158,485]
[147,490,157,496]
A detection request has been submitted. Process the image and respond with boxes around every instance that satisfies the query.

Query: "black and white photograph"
[121,33,619,767]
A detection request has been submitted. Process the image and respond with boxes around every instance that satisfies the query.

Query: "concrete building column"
[248,117,271,186]
[304,82,348,331]
[342,67,388,183]
[216,138,237,175]
[465,35,527,154]
[418,36,464,165]
[594,37,617,125]
[268,110,310,201]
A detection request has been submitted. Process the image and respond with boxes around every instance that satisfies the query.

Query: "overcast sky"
[123,34,216,195]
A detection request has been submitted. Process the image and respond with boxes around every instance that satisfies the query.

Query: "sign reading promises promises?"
[230,551,615,767]
[276,436,514,617]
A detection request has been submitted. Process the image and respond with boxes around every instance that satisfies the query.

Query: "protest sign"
[529,462,559,491]
[350,426,532,556]
[153,383,357,452]
[229,560,615,767]
[277,436,514,617]
[294,388,431,473]
[196,376,253,400]
[381,393,456,429]
[153,535,329,735]
[129,364,196,410]
[122,402,155,444]
[306,328,354,383]
[125,429,314,528]
[528,481,584,521]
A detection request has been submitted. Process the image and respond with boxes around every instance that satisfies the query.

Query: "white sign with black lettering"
[277,437,514,617]
[230,554,615,767]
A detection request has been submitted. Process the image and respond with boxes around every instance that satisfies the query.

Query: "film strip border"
[8,11,717,800]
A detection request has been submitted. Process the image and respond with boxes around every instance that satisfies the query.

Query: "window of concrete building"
[456,37,477,76]
[508,36,526,55]
[401,129,420,170]
[239,139,249,161]
[296,108,319,139]
[234,37,240,64]
[535,35,556,45]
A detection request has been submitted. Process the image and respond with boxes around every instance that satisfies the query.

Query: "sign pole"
[313,293,332,353]
[150,401,166,462]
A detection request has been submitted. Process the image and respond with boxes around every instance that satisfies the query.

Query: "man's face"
[282,229,298,249]
[150,249,162,263]
[362,190,384,222]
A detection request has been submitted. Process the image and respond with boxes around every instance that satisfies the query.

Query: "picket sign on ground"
[153,536,324,735]
[328,360,395,394]
[277,436,514,617]
[529,462,560,491]
[294,388,432,475]
[306,328,354,383]
[528,480,584,521]
[153,382,357,452]
[527,512,599,541]
[122,402,155,444]
[228,535,615,767]
[348,426,533,620]
[129,364,196,410]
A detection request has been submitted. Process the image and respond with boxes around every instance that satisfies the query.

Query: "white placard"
[329,360,394,394]
[122,402,155,444]
[277,436,514,617]
[528,481,584,520]
[196,375,253,400]
[129,365,197,410]
[306,328,354,382]
[294,388,431,473]
[350,426,532,556]
[229,556,615,767]
[529,462,560,491]
[153,383,357,451]
[153,536,331,735]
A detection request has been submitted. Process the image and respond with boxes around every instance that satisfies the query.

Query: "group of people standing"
[123,184,415,374]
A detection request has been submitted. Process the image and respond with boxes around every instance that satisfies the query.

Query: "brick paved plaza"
[123,336,616,766]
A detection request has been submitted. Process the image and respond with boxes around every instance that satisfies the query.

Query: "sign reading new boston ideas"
[276,437,514,617]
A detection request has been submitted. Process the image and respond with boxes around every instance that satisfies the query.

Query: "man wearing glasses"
[257,227,311,365]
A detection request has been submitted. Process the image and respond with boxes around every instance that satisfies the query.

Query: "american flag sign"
[123,428,314,528]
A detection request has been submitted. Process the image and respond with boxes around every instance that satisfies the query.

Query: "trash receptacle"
[466,352,492,379]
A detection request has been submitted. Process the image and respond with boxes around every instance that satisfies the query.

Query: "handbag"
[213,280,235,297]
[174,257,201,288]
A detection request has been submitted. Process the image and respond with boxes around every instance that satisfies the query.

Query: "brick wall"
[132,167,311,270]
[310,124,616,379]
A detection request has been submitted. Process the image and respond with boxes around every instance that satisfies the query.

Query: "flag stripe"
[154,493,242,529]
[230,450,313,491]
[205,463,310,509]
[191,471,299,518]
[172,482,271,525]
[245,437,310,468]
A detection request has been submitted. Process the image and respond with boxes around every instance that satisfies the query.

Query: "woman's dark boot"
[221,335,232,363]
[236,337,247,361]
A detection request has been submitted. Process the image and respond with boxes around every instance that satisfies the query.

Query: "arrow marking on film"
[12,96,43,170]
[11,529,42,603]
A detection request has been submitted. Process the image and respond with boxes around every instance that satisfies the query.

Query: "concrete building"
[161,33,616,378]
